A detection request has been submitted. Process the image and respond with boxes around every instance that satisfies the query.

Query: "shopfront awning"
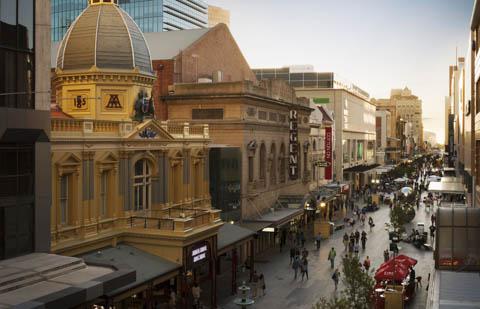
[81,244,181,301]
[239,221,272,233]
[428,182,465,194]
[440,177,463,183]
[242,208,304,230]
[217,223,255,255]
[343,164,380,173]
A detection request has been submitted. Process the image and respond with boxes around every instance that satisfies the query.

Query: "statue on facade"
[133,90,155,122]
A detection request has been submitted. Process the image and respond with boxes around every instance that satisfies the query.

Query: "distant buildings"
[253,66,377,189]
[50,0,208,41]
[208,5,230,27]
[423,130,437,147]
[372,87,423,157]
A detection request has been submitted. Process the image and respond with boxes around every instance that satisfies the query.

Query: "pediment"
[125,119,174,141]
[98,152,118,163]
[57,153,81,166]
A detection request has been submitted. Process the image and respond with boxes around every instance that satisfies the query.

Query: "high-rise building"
[208,5,230,27]
[51,0,208,41]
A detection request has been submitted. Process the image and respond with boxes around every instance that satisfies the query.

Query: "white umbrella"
[400,187,413,196]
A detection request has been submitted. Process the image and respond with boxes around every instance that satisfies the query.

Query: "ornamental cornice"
[53,70,155,85]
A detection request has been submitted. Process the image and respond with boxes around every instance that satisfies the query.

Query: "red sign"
[325,127,332,180]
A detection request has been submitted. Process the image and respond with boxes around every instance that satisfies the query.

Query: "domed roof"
[56,1,153,74]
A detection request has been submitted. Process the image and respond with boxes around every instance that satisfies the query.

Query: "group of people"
[251,271,266,298]
[291,246,310,281]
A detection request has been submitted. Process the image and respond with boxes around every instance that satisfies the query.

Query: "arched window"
[259,143,266,185]
[133,159,151,211]
[279,143,286,183]
[270,143,276,185]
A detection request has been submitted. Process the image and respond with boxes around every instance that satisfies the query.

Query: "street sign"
[315,161,330,167]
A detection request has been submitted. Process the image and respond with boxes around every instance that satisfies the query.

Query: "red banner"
[325,127,332,180]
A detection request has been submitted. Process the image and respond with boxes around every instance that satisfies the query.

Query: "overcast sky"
[208,0,474,144]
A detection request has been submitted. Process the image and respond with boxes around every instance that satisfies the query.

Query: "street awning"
[239,221,272,233]
[343,164,380,173]
[430,271,480,308]
[243,208,304,229]
[441,177,463,183]
[217,223,255,254]
[81,244,181,301]
[428,182,465,194]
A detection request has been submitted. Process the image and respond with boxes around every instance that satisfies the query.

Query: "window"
[259,143,266,182]
[279,143,286,183]
[100,171,108,218]
[0,144,34,259]
[0,0,35,108]
[270,143,276,185]
[60,175,69,225]
[248,156,254,182]
[133,159,151,211]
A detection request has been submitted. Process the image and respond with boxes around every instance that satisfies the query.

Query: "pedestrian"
[292,255,300,279]
[315,233,322,250]
[301,257,309,280]
[354,229,360,244]
[354,242,359,257]
[258,273,266,296]
[360,213,366,226]
[383,249,389,262]
[431,213,436,226]
[302,247,309,259]
[348,239,354,254]
[429,224,436,242]
[368,216,374,232]
[251,271,259,298]
[289,247,296,265]
[363,256,371,272]
[343,232,349,251]
[361,231,367,250]
[328,247,336,269]
[300,231,306,248]
[332,268,340,291]
[192,282,202,308]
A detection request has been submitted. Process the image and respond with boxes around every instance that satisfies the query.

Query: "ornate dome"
[56,0,153,74]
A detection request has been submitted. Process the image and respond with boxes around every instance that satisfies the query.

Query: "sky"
[208,0,474,144]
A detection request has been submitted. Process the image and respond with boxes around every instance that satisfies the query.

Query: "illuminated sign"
[192,245,207,263]
[289,110,298,180]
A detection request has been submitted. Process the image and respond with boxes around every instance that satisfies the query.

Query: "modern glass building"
[51,0,208,41]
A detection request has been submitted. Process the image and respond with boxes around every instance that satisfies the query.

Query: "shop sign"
[325,127,333,180]
[316,161,330,167]
[289,110,299,180]
[192,245,207,263]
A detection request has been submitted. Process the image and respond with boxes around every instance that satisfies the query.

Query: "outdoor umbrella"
[374,262,409,282]
[400,187,413,196]
[380,254,418,269]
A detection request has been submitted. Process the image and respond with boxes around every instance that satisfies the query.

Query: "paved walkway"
[217,196,434,309]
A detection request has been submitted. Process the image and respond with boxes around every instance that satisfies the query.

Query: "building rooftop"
[0,253,134,308]
[144,28,210,59]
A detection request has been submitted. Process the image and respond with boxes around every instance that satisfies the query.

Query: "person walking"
[289,247,296,265]
[292,255,300,279]
[315,233,322,250]
[429,224,436,243]
[258,273,266,296]
[354,230,360,244]
[361,231,367,250]
[328,247,336,269]
[354,242,360,257]
[192,282,202,308]
[300,231,306,248]
[383,249,390,262]
[251,271,259,298]
[343,232,349,251]
[360,213,366,226]
[301,257,309,281]
[332,268,340,291]
[363,256,371,272]
[368,216,374,232]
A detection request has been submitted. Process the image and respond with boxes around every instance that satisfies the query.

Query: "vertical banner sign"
[289,110,299,180]
[325,127,332,180]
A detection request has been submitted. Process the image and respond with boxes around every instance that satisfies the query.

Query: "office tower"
[51,0,208,41]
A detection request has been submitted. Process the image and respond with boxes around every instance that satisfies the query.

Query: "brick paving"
[217,195,434,309]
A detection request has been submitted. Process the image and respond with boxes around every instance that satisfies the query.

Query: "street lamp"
[320,202,326,208]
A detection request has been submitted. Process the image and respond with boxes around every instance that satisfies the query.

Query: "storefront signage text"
[289,110,298,180]
[192,245,207,263]
[325,127,332,180]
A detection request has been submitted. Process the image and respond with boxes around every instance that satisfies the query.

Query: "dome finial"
[88,0,118,5]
